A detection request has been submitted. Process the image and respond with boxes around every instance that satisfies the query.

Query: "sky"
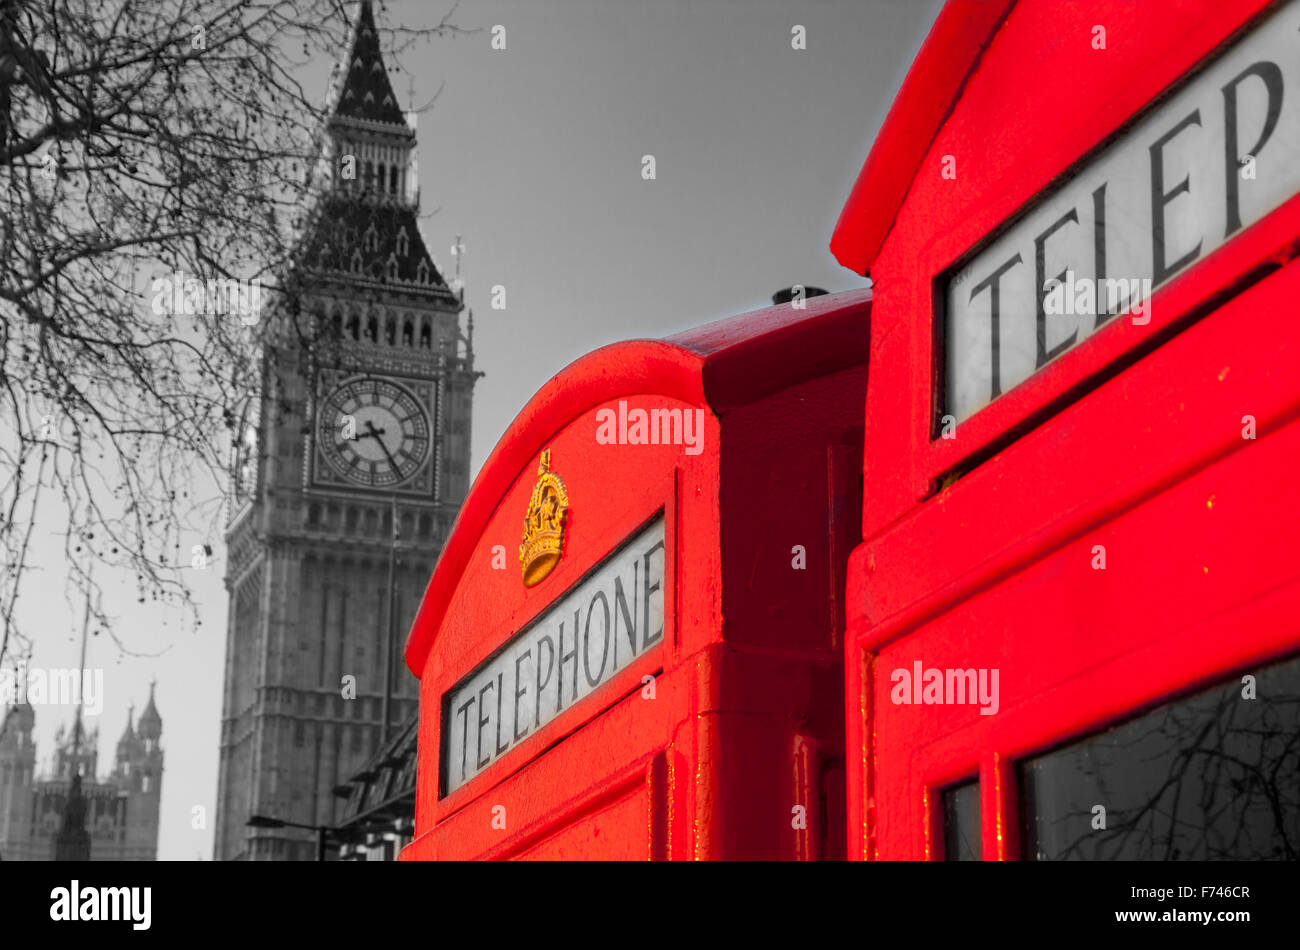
[14,0,943,860]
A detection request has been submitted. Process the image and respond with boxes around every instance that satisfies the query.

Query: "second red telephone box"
[834,0,1300,860]
[401,290,869,860]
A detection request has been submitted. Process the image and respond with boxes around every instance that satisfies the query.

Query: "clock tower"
[214,0,478,861]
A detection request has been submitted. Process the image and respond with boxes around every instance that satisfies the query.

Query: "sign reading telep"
[441,514,666,796]
[944,0,1300,424]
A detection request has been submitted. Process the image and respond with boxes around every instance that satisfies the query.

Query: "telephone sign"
[945,0,1300,422]
[442,515,665,795]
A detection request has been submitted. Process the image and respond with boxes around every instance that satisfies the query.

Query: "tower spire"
[329,0,407,126]
[295,0,458,301]
[451,234,466,299]
[138,678,162,747]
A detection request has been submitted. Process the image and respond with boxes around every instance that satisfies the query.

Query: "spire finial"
[451,234,466,299]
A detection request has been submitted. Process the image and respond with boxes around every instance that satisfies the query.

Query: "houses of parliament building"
[0,689,164,861]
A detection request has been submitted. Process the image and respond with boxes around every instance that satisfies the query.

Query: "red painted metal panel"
[514,782,652,861]
[870,411,1300,857]
[851,257,1300,645]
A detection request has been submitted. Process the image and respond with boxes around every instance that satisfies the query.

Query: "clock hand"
[364,419,402,473]
[336,425,386,448]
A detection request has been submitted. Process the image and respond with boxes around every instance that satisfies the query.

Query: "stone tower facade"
[0,691,164,861]
[112,687,165,858]
[214,0,478,861]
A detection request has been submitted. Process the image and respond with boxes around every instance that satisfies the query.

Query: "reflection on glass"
[943,778,981,861]
[1020,653,1300,860]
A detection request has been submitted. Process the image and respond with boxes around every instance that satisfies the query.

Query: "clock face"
[318,377,431,488]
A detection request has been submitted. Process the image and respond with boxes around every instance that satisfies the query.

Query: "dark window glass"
[1021,652,1300,860]
[943,778,981,861]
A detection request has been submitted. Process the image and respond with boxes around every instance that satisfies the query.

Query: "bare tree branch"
[0,0,465,663]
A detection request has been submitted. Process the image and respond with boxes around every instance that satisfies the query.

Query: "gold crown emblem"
[519,449,569,587]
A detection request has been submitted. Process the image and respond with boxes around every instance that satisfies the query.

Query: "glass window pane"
[1020,652,1300,860]
[943,778,981,861]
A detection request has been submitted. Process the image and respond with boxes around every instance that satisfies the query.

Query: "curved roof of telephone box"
[830,0,1013,277]
[404,287,872,675]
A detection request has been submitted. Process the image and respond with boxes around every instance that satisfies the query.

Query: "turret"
[127,685,163,859]
[0,701,34,751]
[117,705,137,752]
[138,682,162,754]
[113,705,143,779]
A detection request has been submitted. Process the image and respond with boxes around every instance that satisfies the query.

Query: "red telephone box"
[400,291,868,860]
[834,0,1300,859]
